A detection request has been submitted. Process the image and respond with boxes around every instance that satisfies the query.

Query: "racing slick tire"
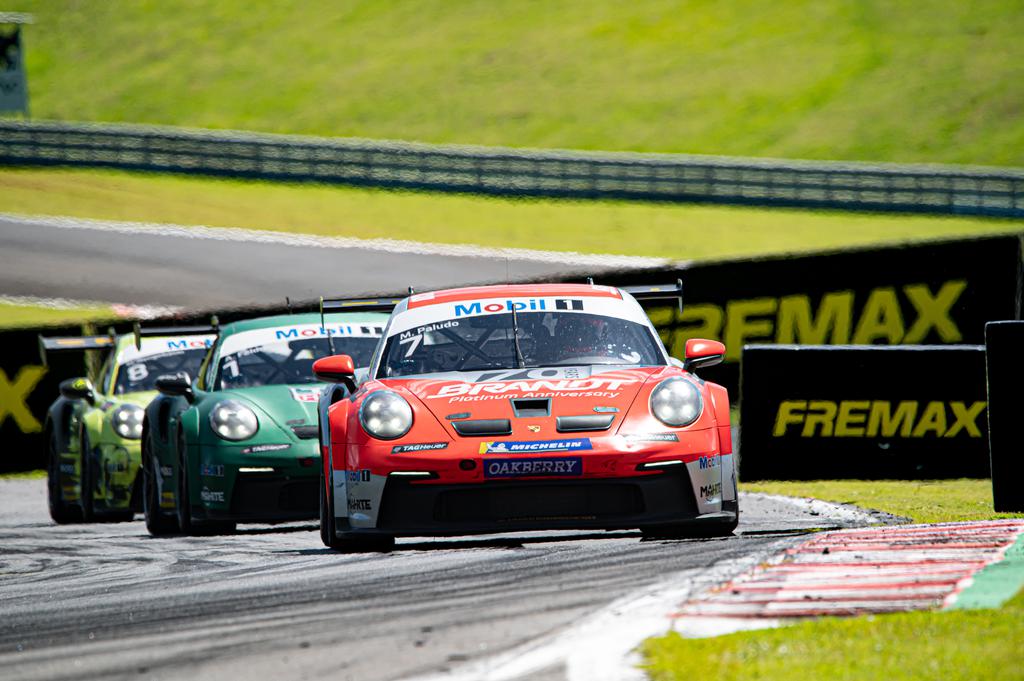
[319,466,340,549]
[175,430,194,535]
[47,428,81,524]
[320,469,394,553]
[143,434,178,536]
[79,430,96,523]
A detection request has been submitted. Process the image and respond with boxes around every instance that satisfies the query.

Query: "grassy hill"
[14,0,1024,165]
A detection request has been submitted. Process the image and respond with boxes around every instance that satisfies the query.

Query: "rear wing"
[133,317,220,349]
[318,296,401,354]
[38,331,117,366]
[620,280,684,312]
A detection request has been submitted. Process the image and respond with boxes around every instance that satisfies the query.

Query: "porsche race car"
[41,329,215,524]
[142,309,389,535]
[314,283,737,552]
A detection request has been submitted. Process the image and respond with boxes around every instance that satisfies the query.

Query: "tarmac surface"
[0,215,637,309]
[0,478,868,681]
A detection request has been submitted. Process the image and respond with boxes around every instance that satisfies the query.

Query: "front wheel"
[80,431,96,522]
[143,434,178,536]
[319,465,340,549]
[175,430,194,535]
[47,429,81,524]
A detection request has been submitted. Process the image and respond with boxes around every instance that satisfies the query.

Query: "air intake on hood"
[452,419,512,437]
[556,414,615,433]
[510,397,551,418]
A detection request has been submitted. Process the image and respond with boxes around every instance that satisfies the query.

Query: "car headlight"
[112,404,144,439]
[209,400,259,441]
[650,377,703,427]
[359,390,413,440]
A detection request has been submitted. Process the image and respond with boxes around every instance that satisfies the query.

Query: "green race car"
[142,310,387,535]
[41,329,215,524]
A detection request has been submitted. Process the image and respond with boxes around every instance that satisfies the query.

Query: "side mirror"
[59,377,96,405]
[683,339,726,372]
[155,373,195,404]
[313,355,357,392]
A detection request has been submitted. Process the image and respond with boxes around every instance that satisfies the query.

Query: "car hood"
[391,366,668,439]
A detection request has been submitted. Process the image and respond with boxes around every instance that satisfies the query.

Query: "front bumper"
[197,442,321,523]
[340,468,730,537]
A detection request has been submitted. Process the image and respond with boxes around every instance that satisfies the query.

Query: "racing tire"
[47,428,81,524]
[143,435,179,536]
[79,431,96,523]
[175,430,194,535]
[319,465,340,549]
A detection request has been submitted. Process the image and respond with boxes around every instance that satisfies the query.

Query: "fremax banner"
[597,234,1021,395]
[739,345,990,480]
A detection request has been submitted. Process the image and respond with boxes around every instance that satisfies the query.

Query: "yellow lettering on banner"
[903,281,967,343]
[0,366,48,434]
[946,401,986,438]
[834,400,869,436]
[802,401,837,437]
[725,298,777,361]
[911,401,947,437]
[776,291,854,344]
[867,401,918,437]
[773,400,807,436]
[852,288,905,344]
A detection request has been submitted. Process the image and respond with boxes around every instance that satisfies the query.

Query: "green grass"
[0,301,116,329]
[0,470,46,480]
[13,0,1024,165]
[642,588,1024,681]
[1,168,1020,261]
[742,479,1024,524]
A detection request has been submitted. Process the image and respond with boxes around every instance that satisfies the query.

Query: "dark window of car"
[114,349,209,395]
[378,311,664,378]
[217,337,379,389]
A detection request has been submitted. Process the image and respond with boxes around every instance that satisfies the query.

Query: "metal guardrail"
[2,119,1023,217]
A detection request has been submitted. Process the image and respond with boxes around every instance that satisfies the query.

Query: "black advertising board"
[0,324,83,472]
[1,234,1020,472]
[593,234,1022,397]
[986,321,1024,512]
[739,345,989,480]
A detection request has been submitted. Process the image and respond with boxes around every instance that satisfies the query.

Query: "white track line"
[0,213,674,269]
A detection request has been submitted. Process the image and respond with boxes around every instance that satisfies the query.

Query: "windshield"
[378,311,664,378]
[217,324,382,389]
[115,348,209,394]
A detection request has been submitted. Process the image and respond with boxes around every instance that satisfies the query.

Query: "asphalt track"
[0,215,650,310]
[0,478,871,681]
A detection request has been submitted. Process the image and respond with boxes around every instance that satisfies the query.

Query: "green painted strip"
[947,531,1024,610]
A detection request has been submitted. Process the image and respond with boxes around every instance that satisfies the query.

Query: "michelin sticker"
[480,439,591,454]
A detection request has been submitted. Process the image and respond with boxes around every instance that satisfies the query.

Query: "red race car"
[314,283,737,552]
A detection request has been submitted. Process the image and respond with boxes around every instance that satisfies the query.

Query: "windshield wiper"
[510,306,526,369]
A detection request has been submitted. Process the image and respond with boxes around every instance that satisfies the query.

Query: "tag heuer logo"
[528,425,541,433]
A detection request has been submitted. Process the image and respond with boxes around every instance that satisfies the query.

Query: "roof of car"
[219,311,390,336]
[406,284,623,309]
